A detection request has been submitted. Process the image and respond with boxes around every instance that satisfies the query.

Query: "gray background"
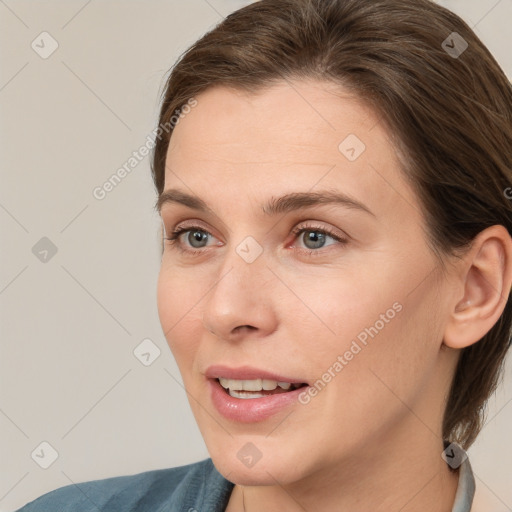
[1,1,511,511]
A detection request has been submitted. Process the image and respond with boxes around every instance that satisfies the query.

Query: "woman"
[16,0,512,510]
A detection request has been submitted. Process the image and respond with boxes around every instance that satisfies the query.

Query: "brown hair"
[151,0,512,449]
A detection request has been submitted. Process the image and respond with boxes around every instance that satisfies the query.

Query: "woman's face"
[157,79,458,485]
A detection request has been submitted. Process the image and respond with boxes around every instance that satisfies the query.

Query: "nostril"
[234,325,257,334]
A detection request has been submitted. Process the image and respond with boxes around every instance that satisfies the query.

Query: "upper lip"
[205,365,309,385]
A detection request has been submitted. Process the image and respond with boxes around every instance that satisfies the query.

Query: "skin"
[156,79,512,511]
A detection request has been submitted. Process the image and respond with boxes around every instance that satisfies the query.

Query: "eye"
[289,223,348,253]
[164,225,218,253]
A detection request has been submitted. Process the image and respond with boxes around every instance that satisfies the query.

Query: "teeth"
[229,390,266,399]
[262,379,277,390]
[218,378,298,391]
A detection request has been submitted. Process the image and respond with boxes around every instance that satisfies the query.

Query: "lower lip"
[208,378,308,423]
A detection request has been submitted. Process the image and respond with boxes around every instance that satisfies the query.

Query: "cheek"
[287,261,443,406]
[336,289,443,420]
[283,267,400,361]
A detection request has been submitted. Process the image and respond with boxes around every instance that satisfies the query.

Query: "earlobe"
[443,225,512,350]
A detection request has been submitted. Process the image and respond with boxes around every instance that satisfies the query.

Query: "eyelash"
[164,223,348,257]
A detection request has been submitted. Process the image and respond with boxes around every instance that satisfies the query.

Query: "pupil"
[189,230,207,248]
[304,230,325,249]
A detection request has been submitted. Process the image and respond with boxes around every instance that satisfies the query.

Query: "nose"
[201,242,278,342]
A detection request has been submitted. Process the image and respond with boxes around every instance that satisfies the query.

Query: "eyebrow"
[155,188,375,217]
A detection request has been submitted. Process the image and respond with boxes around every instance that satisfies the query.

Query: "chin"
[206,436,311,486]
[212,454,297,486]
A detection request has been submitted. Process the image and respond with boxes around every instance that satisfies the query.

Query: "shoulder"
[15,458,234,512]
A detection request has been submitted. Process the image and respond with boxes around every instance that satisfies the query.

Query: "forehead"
[164,80,419,222]
[168,80,379,160]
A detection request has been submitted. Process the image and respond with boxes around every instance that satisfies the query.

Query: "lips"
[205,365,310,422]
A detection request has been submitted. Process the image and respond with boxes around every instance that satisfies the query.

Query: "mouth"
[205,366,311,422]
[204,365,310,423]
[216,378,308,399]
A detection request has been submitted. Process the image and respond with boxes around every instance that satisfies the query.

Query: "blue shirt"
[15,450,475,511]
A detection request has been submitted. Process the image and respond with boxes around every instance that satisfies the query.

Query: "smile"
[218,378,306,399]
[205,366,311,422]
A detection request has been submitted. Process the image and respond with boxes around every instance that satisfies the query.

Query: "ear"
[443,225,512,349]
